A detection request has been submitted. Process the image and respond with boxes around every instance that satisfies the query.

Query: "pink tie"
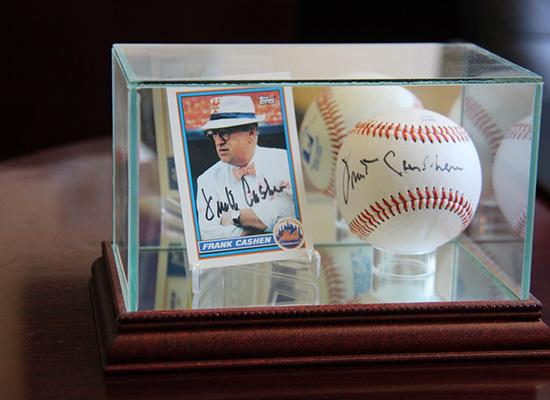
[233,162,256,180]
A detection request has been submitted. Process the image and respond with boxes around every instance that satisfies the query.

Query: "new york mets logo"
[274,218,305,250]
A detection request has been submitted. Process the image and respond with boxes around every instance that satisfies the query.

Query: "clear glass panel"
[114,43,537,83]
[135,239,515,312]
[112,57,130,301]
[112,43,542,311]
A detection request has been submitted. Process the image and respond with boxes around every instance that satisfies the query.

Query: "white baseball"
[299,84,423,197]
[492,115,533,238]
[335,108,482,254]
[448,84,533,196]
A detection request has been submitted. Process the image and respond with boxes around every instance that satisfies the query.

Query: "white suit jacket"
[196,146,297,240]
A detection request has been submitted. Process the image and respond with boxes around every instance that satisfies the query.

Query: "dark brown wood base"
[90,241,550,373]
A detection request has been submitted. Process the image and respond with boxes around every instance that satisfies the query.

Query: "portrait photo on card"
[167,86,312,269]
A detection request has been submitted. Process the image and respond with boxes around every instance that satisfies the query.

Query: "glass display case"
[91,43,548,373]
[111,43,541,311]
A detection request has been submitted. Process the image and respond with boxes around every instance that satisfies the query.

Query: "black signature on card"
[201,177,287,220]
[202,187,239,221]
[242,177,286,207]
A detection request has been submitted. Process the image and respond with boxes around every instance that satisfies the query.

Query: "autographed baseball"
[335,108,482,254]
[492,115,533,238]
[299,83,423,197]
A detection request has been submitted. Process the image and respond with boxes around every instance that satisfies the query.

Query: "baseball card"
[166,85,313,270]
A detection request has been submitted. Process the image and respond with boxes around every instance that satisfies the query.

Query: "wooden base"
[90,242,550,373]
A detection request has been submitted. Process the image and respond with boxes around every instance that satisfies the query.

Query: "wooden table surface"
[2,137,550,399]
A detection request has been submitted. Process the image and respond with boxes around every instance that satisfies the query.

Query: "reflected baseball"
[299,84,422,197]
[492,115,533,238]
[317,246,372,305]
[335,108,482,254]
[448,84,533,196]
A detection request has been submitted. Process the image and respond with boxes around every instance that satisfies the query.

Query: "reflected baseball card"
[167,86,312,269]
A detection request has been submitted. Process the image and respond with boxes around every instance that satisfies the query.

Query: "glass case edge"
[111,52,117,246]
[124,78,543,89]
[521,83,544,299]
[463,42,543,80]
[112,42,542,87]
[126,88,139,311]
[112,45,137,85]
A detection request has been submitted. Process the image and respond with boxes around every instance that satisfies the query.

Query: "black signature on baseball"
[340,150,464,204]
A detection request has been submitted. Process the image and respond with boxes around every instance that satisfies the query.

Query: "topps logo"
[258,96,275,105]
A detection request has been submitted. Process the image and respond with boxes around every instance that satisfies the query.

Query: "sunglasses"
[204,126,251,141]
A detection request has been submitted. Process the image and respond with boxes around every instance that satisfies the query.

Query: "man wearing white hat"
[196,95,296,240]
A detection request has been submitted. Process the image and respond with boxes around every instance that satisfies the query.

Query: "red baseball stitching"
[502,121,531,238]
[513,209,527,238]
[319,249,347,304]
[316,88,348,197]
[348,187,475,240]
[464,96,503,158]
[506,121,532,141]
[351,119,471,144]
[347,295,363,304]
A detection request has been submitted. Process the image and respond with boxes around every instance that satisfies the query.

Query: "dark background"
[3,0,550,191]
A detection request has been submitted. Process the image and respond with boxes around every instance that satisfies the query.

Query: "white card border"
[166,85,313,270]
